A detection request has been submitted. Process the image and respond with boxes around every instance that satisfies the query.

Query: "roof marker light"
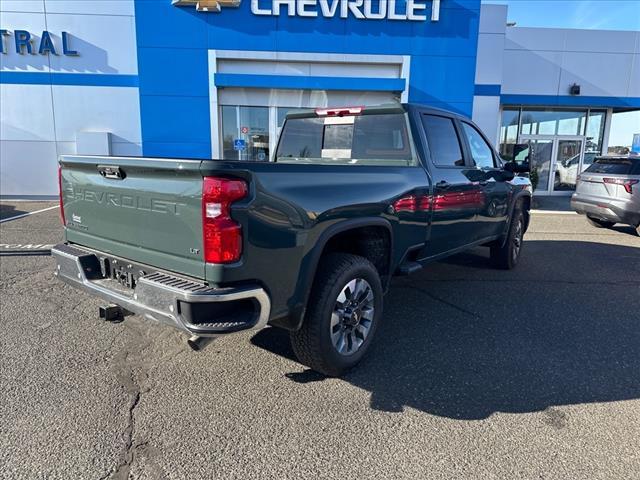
[315,106,364,117]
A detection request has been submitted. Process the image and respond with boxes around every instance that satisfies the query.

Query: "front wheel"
[290,253,383,377]
[586,216,615,229]
[490,208,525,270]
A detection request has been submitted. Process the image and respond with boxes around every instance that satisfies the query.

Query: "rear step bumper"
[51,243,271,337]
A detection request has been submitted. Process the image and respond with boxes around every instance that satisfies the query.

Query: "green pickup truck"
[53,104,532,376]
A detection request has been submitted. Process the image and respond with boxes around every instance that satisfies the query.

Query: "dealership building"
[1,0,639,198]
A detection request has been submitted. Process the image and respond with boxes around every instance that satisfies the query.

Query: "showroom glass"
[583,110,606,168]
[462,122,495,168]
[521,140,553,192]
[275,113,416,166]
[552,139,583,192]
[421,115,464,167]
[499,108,520,161]
[221,106,269,161]
[520,109,587,136]
[608,110,640,155]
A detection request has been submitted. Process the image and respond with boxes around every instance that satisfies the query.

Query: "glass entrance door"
[517,138,554,194]
[519,135,586,195]
[552,139,584,192]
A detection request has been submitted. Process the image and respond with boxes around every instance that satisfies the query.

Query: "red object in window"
[202,177,248,264]
[58,166,66,226]
[603,177,639,194]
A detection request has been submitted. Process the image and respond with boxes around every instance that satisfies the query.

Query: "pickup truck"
[53,104,532,376]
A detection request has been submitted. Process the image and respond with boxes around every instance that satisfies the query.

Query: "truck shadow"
[252,240,640,419]
[0,204,28,221]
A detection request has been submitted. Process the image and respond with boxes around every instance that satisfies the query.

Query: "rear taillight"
[603,177,639,194]
[202,176,247,264]
[58,166,66,226]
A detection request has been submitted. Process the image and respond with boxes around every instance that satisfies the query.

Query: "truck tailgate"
[60,156,205,279]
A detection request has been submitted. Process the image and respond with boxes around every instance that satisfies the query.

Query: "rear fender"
[271,217,394,331]
[500,191,531,247]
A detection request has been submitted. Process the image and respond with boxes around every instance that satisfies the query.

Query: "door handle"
[436,181,451,190]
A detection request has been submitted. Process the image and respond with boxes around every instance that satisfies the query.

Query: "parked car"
[572,155,640,236]
[554,153,580,190]
[52,104,532,376]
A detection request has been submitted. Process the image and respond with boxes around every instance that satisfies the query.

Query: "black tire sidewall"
[506,209,525,268]
[315,258,383,373]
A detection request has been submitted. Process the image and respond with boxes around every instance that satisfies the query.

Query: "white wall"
[503,28,640,98]
[473,4,507,145]
[0,0,141,197]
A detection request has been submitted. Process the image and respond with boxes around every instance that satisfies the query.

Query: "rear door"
[420,113,483,257]
[60,156,205,279]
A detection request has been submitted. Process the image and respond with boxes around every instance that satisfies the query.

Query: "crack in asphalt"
[100,323,189,479]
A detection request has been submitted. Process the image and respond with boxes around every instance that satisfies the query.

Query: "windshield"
[275,113,417,166]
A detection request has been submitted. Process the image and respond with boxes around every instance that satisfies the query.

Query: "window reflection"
[221,106,269,161]
[520,109,586,136]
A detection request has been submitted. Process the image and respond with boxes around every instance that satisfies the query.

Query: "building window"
[608,110,640,155]
[520,109,587,136]
[584,110,606,168]
[221,106,270,161]
[499,108,520,161]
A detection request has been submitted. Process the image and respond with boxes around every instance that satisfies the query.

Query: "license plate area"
[99,257,148,290]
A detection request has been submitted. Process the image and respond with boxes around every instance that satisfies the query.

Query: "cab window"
[421,115,465,167]
[462,122,495,169]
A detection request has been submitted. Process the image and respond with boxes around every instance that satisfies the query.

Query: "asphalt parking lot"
[1,202,639,480]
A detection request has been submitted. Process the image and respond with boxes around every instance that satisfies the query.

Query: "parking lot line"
[0,205,59,223]
[531,210,577,215]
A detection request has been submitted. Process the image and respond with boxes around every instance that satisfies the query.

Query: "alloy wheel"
[330,278,375,356]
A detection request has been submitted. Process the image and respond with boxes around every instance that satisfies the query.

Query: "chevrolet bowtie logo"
[172,0,241,13]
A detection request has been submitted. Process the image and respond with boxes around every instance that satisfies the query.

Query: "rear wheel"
[586,216,615,229]
[290,253,383,377]
[491,208,525,270]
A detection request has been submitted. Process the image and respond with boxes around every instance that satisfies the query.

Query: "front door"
[420,113,483,257]
[519,135,585,195]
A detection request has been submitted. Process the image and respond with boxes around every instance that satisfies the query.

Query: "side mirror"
[504,161,529,174]
[498,169,516,181]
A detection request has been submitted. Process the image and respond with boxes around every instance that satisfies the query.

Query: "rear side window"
[422,115,464,167]
[585,158,640,175]
[276,113,416,166]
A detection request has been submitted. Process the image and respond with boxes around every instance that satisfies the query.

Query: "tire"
[491,207,525,270]
[290,253,383,377]
[586,216,615,229]
[635,224,640,237]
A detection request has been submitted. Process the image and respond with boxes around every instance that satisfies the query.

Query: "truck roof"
[285,103,468,121]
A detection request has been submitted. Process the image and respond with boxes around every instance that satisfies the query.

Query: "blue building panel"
[134,0,482,159]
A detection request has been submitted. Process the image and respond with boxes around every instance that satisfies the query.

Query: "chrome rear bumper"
[51,243,271,337]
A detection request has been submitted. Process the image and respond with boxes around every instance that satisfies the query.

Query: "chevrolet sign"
[174,0,442,21]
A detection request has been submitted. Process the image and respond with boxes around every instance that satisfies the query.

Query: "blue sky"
[483,1,640,31]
